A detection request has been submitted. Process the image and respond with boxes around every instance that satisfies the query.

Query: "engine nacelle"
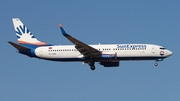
[100,60,119,67]
[101,52,117,60]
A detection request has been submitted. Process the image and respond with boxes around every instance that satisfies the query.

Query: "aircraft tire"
[90,65,95,70]
[154,63,158,66]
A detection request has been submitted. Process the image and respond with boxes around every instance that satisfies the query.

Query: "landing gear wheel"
[90,65,95,70]
[154,63,158,66]
[89,61,95,70]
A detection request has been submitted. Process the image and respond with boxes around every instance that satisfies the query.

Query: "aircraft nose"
[167,50,173,56]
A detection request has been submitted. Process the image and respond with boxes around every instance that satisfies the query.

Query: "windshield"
[160,47,166,50]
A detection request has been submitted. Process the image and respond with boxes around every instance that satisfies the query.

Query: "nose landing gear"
[154,63,158,66]
[154,59,163,66]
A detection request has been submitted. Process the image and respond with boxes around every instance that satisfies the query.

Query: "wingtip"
[58,24,69,36]
[58,24,63,28]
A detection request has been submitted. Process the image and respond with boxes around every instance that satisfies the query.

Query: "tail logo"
[13,18,47,45]
[15,24,46,45]
[16,25,36,39]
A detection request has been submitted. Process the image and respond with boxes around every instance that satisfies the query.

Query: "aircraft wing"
[59,24,101,58]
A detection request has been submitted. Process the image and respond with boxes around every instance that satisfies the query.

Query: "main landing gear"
[89,61,95,70]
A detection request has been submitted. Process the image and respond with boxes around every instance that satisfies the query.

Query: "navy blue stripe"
[41,57,166,62]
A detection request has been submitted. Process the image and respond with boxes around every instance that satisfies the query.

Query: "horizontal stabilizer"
[8,41,30,51]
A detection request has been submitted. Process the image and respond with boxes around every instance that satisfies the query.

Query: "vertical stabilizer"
[12,18,47,45]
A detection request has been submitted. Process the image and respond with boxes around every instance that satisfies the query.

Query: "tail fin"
[12,18,47,45]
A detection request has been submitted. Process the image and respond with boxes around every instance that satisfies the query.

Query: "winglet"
[58,24,69,36]
[58,24,63,27]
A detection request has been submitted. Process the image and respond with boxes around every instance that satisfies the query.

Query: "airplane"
[8,18,173,70]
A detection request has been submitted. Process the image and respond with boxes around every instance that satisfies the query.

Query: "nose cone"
[167,50,173,57]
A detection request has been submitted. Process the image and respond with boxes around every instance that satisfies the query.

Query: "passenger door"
[151,46,155,53]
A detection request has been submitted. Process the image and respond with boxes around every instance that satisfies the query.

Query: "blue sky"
[0,0,180,101]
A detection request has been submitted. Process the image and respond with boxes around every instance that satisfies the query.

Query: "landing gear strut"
[89,61,95,70]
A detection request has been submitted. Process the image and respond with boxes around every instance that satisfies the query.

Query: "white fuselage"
[34,44,172,61]
[10,18,173,70]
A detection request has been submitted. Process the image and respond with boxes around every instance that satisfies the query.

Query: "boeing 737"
[8,18,173,70]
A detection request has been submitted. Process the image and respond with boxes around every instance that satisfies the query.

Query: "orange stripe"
[18,40,47,45]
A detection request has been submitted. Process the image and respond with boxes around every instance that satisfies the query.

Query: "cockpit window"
[160,47,166,50]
